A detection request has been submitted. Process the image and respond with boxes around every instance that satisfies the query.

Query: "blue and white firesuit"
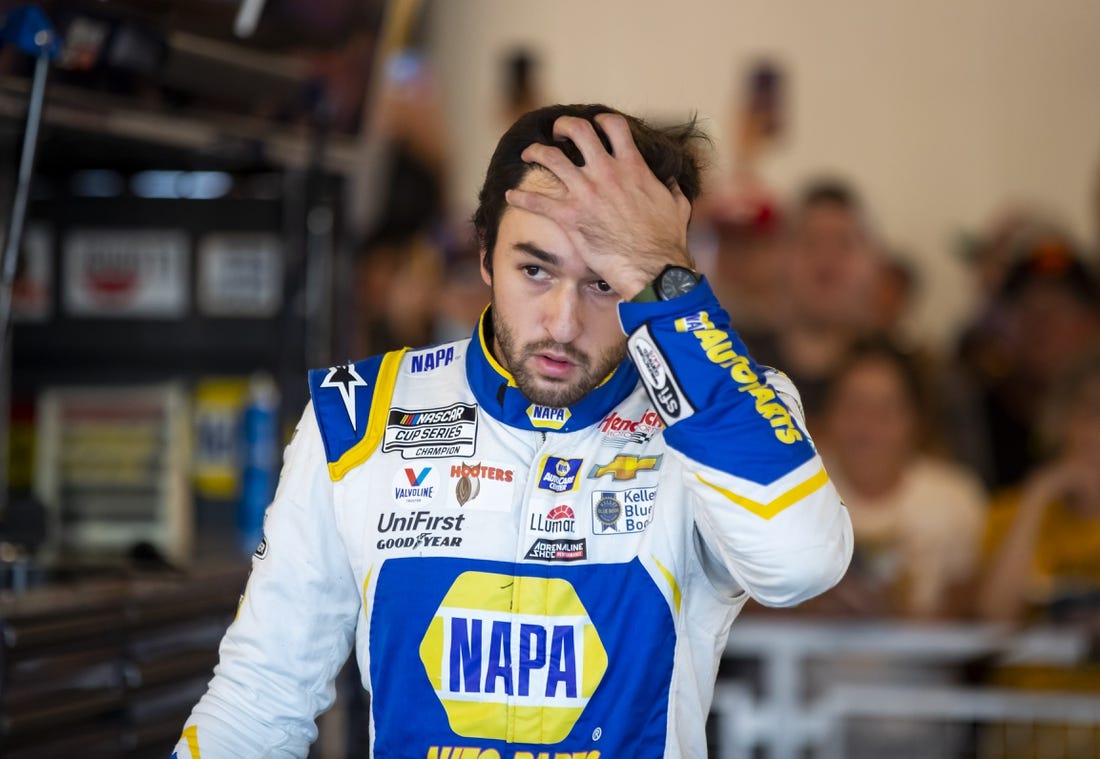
[173,278,852,759]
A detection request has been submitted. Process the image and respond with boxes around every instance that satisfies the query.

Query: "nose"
[542,284,582,345]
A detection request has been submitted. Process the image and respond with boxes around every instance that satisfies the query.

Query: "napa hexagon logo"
[418,571,607,743]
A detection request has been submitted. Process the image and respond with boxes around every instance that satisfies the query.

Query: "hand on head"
[505,113,694,301]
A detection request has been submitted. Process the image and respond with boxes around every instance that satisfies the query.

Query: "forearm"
[978,494,1048,622]
[619,280,852,603]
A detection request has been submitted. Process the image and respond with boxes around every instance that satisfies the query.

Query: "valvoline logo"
[418,571,608,743]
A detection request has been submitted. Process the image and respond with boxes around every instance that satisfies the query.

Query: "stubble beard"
[491,307,626,408]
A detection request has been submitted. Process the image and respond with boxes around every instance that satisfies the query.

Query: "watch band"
[630,264,699,303]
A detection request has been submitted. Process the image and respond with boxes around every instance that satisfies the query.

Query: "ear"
[480,249,493,287]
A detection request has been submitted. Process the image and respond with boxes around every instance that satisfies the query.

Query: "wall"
[428,0,1100,346]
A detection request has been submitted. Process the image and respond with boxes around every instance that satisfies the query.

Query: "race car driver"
[172,103,853,759]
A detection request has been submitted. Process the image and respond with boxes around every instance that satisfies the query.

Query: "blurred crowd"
[350,50,1100,639]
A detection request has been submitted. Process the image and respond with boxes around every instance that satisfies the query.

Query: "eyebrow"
[512,241,604,281]
[513,242,560,267]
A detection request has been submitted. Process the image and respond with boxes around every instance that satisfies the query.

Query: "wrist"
[630,263,701,303]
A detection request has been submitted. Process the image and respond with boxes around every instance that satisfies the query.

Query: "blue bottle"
[239,374,278,556]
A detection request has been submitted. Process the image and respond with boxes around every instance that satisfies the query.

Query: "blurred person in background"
[944,214,1080,488]
[695,58,786,335]
[870,252,918,348]
[354,232,444,354]
[956,231,1100,490]
[814,339,986,619]
[743,178,884,434]
[497,47,545,128]
[351,50,451,356]
[976,348,1100,759]
[979,347,1100,625]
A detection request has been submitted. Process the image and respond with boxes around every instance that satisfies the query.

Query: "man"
[173,104,852,759]
[742,179,883,431]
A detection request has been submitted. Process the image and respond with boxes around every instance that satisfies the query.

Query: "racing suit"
[173,277,852,759]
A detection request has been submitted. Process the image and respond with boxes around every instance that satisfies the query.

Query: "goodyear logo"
[419,572,607,743]
[587,454,662,481]
[688,325,803,445]
[527,404,572,430]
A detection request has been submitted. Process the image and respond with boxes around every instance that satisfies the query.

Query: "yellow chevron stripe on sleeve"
[651,555,682,614]
[181,725,201,758]
[327,349,407,481]
[695,467,830,520]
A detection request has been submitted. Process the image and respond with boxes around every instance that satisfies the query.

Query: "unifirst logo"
[419,572,607,744]
[686,321,804,445]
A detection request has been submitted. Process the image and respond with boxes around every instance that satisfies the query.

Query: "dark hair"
[827,337,936,448]
[798,177,862,214]
[472,103,707,272]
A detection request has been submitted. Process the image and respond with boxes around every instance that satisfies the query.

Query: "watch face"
[658,266,699,300]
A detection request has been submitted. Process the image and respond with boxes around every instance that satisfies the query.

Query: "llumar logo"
[418,572,607,744]
[587,454,662,481]
[683,314,803,445]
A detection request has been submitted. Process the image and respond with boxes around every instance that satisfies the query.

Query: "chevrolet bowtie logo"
[588,454,663,481]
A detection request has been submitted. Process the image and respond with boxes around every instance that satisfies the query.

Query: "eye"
[522,265,543,278]
[592,279,615,296]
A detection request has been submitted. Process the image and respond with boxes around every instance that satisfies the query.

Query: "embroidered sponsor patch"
[599,408,664,447]
[443,460,515,512]
[408,345,456,373]
[391,466,441,507]
[627,326,695,425]
[526,404,571,430]
[382,403,478,459]
[536,456,582,493]
[524,537,588,562]
[592,488,656,534]
[587,454,662,481]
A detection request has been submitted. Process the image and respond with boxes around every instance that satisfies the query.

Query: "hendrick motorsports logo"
[592,488,656,534]
[599,409,664,447]
[418,572,607,743]
[382,403,477,460]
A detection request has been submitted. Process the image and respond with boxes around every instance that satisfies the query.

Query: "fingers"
[505,186,574,225]
[552,115,614,168]
[593,112,643,164]
[520,142,584,186]
[669,181,692,220]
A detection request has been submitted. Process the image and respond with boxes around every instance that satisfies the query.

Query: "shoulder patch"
[309,349,406,481]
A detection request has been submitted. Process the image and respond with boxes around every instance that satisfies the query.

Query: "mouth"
[532,352,578,379]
